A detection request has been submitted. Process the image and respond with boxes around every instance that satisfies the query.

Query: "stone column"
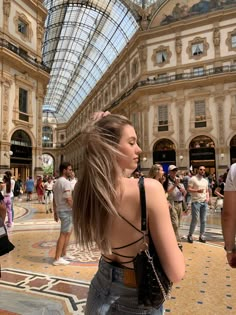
[34,90,44,177]
[0,79,12,171]
[215,91,227,168]
[176,92,188,168]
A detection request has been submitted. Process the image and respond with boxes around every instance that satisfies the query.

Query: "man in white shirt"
[187,166,209,243]
[222,163,236,268]
[52,162,74,266]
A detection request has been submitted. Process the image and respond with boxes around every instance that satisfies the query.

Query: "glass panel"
[193,67,204,76]
[157,51,167,63]
[232,35,236,48]
[158,105,168,124]
[195,100,206,121]
[18,20,27,35]
[42,0,139,122]
[19,88,27,113]
[192,43,203,55]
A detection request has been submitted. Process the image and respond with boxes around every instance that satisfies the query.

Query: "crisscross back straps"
[138,176,147,231]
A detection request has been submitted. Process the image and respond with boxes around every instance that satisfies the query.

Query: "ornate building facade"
[50,0,236,176]
[0,0,49,180]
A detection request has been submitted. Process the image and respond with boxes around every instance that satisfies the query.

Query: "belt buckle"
[123,269,137,288]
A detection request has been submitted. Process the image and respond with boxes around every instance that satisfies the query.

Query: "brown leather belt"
[123,268,137,288]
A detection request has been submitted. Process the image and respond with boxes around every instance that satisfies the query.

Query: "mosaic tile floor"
[0,196,235,314]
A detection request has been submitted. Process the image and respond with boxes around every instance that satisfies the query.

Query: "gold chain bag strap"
[133,176,172,308]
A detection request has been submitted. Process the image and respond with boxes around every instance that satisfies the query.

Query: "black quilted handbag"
[133,176,172,308]
[0,218,15,256]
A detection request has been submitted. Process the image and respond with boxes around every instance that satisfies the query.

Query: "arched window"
[42,126,53,148]
[11,130,31,147]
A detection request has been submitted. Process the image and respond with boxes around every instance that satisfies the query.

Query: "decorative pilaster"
[138,43,147,74]
[37,22,44,61]
[142,107,149,153]
[213,26,221,59]
[215,92,225,146]
[3,0,11,31]
[176,91,185,149]
[2,81,11,141]
[175,35,182,68]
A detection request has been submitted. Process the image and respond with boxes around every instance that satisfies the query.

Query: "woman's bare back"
[103,177,148,268]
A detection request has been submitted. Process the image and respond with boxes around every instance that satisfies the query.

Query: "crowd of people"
[0,110,235,314]
[0,171,77,226]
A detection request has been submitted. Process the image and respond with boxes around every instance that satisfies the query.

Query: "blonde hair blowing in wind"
[73,114,133,254]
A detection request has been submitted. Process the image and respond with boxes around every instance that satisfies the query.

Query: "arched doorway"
[230,135,236,164]
[10,130,32,181]
[189,136,215,174]
[153,139,176,173]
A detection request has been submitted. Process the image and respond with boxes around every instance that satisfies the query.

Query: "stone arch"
[189,135,215,174]
[10,129,33,181]
[153,138,176,173]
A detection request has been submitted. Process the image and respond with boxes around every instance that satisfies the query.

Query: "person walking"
[44,176,54,214]
[52,162,75,266]
[0,174,12,228]
[5,171,15,222]
[222,163,236,268]
[25,176,35,201]
[36,176,44,203]
[69,171,77,197]
[182,171,191,208]
[187,166,209,243]
[167,165,186,249]
[73,113,185,314]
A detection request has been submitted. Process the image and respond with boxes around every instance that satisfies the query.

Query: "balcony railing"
[0,38,50,73]
[109,64,236,110]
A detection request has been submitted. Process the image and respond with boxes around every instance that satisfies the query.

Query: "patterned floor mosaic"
[0,197,235,314]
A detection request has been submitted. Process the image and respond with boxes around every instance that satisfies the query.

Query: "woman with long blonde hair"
[73,113,185,314]
[148,164,165,183]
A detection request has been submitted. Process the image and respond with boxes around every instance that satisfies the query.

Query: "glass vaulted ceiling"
[42,0,144,123]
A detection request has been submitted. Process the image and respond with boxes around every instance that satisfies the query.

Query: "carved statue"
[175,37,182,54]
[3,0,11,17]
[213,28,220,46]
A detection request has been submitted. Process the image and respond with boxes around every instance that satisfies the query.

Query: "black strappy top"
[102,177,148,267]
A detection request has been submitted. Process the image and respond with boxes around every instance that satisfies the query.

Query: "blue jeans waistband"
[99,258,137,287]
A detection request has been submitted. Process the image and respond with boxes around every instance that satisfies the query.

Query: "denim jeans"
[85,258,164,315]
[189,201,207,236]
[4,195,12,226]
[11,196,14,221]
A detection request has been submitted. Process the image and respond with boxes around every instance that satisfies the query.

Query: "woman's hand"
[92,111,110,121]
[54,211,59,222]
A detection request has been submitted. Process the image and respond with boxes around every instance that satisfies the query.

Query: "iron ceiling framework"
[42,0,147,123]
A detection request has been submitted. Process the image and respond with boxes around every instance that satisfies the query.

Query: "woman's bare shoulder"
[122,177,162,193]
[143,177,163,192]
